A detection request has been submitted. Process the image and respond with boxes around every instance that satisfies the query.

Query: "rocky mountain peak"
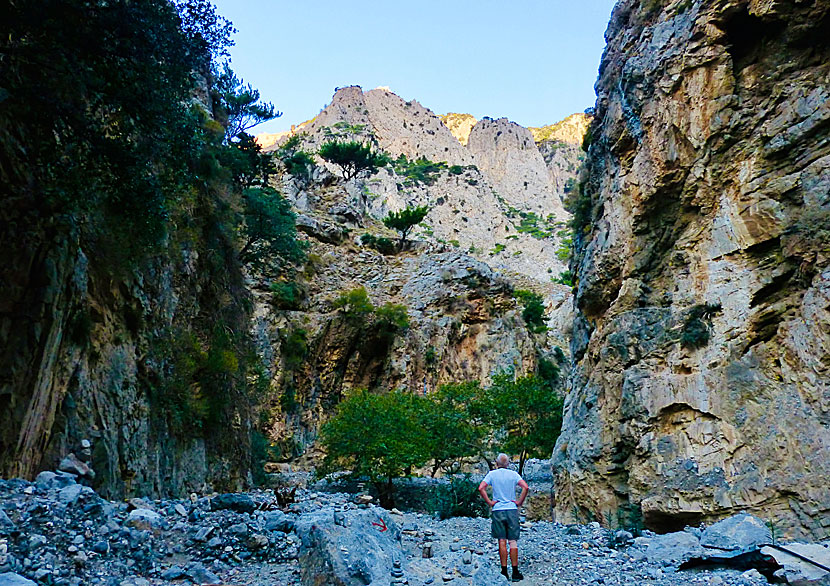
[439,112,478,145]
[529,112,592,145]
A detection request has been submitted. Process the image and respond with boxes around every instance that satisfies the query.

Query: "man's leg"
[498,538,508,569]
[508,539,518,566]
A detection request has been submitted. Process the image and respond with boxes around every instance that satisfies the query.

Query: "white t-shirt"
[483,468,522,511]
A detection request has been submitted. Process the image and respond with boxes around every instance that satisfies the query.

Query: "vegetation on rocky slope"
[0,0,303,495]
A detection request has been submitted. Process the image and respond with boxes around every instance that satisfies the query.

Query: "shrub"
[515,289,548,333]
[332,286,374,321]
[359,233,397,255]
[537,357,561,389]
[270,281,304,309]
[553,270,573,287]
[239,187,307,268]
[282,328,308,370]
[393,154,448,185]
[680,303,721,349]
[425,477,489,519]
[318,140,390,181]
[374,303,410,334]
[449,165,464,175]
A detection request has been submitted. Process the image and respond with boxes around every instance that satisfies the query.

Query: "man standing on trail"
[478,453,530,582]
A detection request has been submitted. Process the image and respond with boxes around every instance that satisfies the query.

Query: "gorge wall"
[554,0,830,540]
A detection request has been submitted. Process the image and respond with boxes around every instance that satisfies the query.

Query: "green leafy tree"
[239,187,306,268]
[383,205,430,250]
[423,382,487,476]
[173,0,236,59]
[484,373,564,475]
[318,140,391,181]
[320,389,430,507]
[276,134,315,181]
[215,63,281,141]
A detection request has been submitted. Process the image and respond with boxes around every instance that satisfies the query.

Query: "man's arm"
[513,478,529,507]
[478,481,496,507]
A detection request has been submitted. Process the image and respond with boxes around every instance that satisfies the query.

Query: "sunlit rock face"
[554,0,830,539]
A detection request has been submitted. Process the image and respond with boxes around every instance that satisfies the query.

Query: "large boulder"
[762,544,830,585]
[209,493,256,514]
[644,531,704,566]
[701,514,772,551]
[0,574,36,586]
[294,507,401,586]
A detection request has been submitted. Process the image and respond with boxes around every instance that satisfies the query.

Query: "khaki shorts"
[491,509,520,540]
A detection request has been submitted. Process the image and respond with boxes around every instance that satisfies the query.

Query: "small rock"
[125,509,163,533]
[57,484,83,505]
[34,472,58,491]
[174,504,187,517]
[207,537,224,549]
[0,513,15,533]
[91,541,109,554]
[741,568,765,583]
[264,511,294,533]
[161,567,186,581]
[462,550,472,565]
[246,535,268,550]
[27,536,47,550]
[187,565,221,585]
[194,526,214,542]
[227,523,248,538]
[58,454,95,479]
[126,498,152,512]
[354,494,373,505]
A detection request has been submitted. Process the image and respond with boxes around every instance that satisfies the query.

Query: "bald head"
[496,453,510,468]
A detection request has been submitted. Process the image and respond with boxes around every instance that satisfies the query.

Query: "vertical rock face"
[555,0,830,539]
[0,225,254,499]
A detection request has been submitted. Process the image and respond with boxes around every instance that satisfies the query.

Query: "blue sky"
[212,0,619,134]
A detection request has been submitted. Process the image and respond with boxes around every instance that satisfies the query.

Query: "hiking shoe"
[501,567,509,579]
[511,568,524,582]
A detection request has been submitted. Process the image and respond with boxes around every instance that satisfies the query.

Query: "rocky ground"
[1,470,828,586]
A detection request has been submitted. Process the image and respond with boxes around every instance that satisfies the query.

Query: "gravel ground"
[0,475,774,586]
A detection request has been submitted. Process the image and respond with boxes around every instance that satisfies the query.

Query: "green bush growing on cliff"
[318,140,391,181]
[514,289,548,333]
[332,286,375,321]
[281,328,308,371]
[276,134,316,181]
[393,154,448,185]
[359,233,397,255]
[270,281,305,310]
[374,303,410,334]
[383,205,431,250]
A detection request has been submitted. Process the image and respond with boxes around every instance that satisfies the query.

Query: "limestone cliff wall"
[0,222,255,499]
[554,0,830,539]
